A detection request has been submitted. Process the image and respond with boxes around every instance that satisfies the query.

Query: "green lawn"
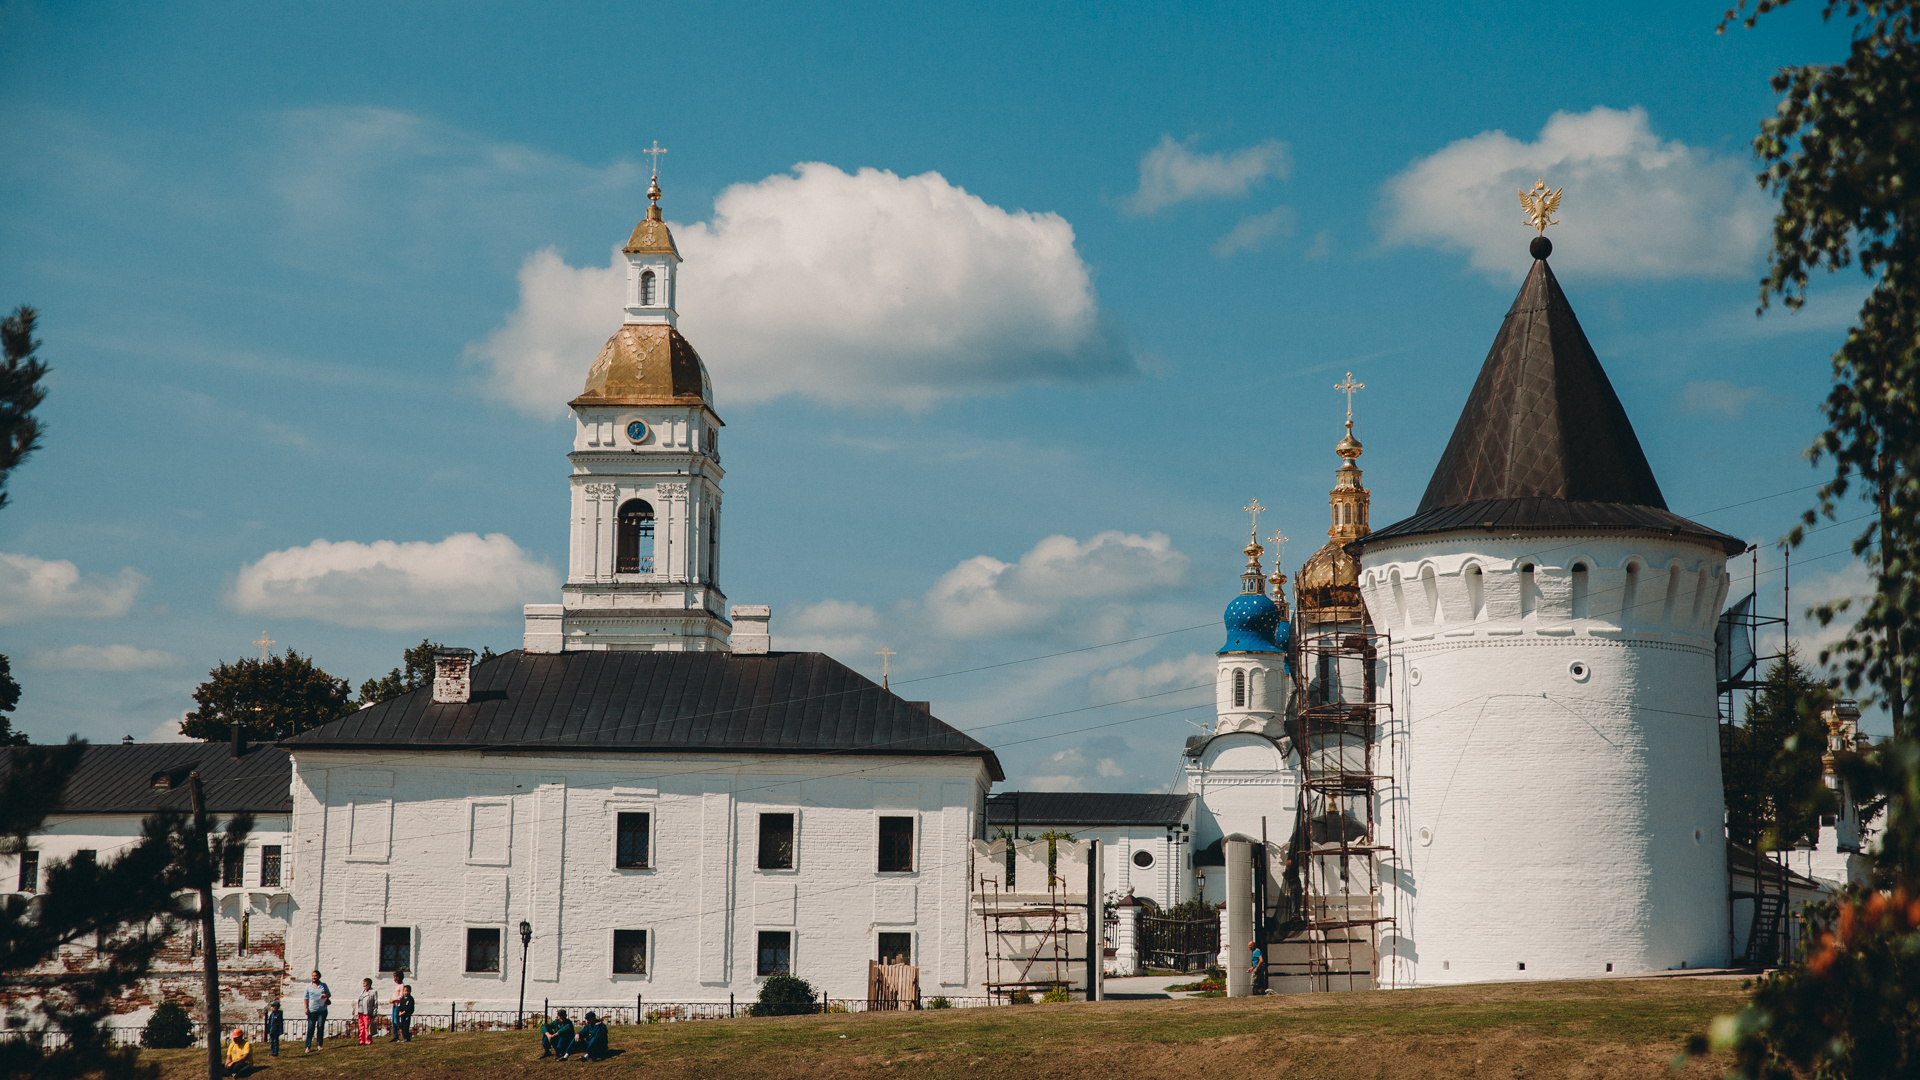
[148,977,1751,1080]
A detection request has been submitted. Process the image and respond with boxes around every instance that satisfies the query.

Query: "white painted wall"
[286,750,993,1008]
[1358,532,1732,985]
[1179,733,1298,905]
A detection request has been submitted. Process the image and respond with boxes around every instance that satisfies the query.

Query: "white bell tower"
[524,157,731,653]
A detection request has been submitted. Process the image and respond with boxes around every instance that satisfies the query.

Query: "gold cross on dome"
[643,140,668,179]
[1335,372,1365,423]
[1242,499,1266,537]
[1268,529,1289,563]
[253,631,276,661]
[875,646,897,688]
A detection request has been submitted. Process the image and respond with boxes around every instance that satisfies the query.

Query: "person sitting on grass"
[538,1010,575,1060]
[222,1027,254,1077]
[576,1012,608,1061]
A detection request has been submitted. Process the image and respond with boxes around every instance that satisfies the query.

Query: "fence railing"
[0,996,1005,1047]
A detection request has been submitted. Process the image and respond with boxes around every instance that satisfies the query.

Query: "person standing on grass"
[393,984,415,1043]
[264,1000,284,1058]
[389,969,406,1040]
[355,978,379,1045]
[1248,939,1264,987]
[303,971,331,1052]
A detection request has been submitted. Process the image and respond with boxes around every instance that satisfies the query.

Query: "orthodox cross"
[253,631,276,661]
[1243,498,1266,539]
[1267,529,1289,566]
[1335,372,1364,424]
[1518,178,1562,234]
[643,140,668,180]
[875,646,897,689]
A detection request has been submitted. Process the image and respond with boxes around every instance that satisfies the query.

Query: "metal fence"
[0,996,1004,1048]
[1139,913,1220,972]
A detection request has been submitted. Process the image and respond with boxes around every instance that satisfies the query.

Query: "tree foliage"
[355,640,499,707]
[748,972,817,1017]
[1704,3,1920,1076]
[0,653,27,746]
[1723,650,1834,851]
[0,304,50,511]
[181,650,352,742]
[0,740,251,1079]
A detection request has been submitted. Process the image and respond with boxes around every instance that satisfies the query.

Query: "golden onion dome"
[1297,539,1364,624]
[571,324,716,413]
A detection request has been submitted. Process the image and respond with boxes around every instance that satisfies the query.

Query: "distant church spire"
[1296,376,1372,626]
[1240,499,1267,594]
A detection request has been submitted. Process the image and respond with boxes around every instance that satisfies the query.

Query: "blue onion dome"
[1219,592,1289,654]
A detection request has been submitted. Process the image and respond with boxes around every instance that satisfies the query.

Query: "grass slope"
[150,978,1749,1080]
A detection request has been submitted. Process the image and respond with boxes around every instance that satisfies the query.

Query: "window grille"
[613,929,647,974]
[640,270,656,306]
[877,932,912,966]
[465,928,501,973]
[616,500,656,574]
[1232,669,1246,708]
[378,926,411,973]
[757,931,791,976]
[758,813,794,869]
[16,851,37,893]
[223,848,244,887]
[260,846,282,887]
[616,812,650,868]
[878,816,913,873]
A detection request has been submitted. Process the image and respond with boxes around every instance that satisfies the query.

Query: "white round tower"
[1356,233,1743,984]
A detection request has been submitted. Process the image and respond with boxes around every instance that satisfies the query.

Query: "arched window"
[616,499,655,574]
[640,270,657,306]
[1519,562,1537,618]
[1570,562,1589,620]
[705,510,718,587]
[1232,669,1246,708]
[1621,562,1640,624]
[1465,564,1485,620]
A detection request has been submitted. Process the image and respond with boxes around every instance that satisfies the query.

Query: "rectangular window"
[612,929,647,975]
[756,930,791,977]
[378,926,411,973]
[616,812,650,869]
[878,816,914,873]
[878,932,913,967]
[16,851,37,893]
[758,813,794,870]
[223,847,245,887]
[259,846,282,888]
[465,928,501,973]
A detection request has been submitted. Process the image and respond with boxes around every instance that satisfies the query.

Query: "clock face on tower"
[625,419,649,444]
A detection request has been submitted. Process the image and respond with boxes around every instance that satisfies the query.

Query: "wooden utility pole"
[189,772,223,1080]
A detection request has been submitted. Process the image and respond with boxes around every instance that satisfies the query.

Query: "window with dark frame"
[616,812,650,869]
[756,930,791,976]
[465,927,501,973]
[877,932,912,966]
[260,846,282,888]
[223,847,244,887]
[758,813,794,870]
[613,929,647,974]
[378,926,411,973]
[878,816,913,873]
[17,851,37,892]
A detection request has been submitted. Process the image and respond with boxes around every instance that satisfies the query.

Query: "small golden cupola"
[1296,372,1371,626]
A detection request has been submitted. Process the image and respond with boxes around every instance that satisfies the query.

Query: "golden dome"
[1297,540,1363,624]
[571,324,716,412]
[623,177,680,256]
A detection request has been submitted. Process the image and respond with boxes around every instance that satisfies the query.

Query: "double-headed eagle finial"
[1519,178,1562,235]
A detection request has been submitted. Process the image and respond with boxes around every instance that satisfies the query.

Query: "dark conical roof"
[1359,254,1744,555]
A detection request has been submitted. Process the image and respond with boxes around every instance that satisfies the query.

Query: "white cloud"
[1213,206,1296,258]
[1381,105,1771,280]
[1682,380,1770,418]
[229,533,558,631]
[924,532,1189,640]
[142,713,197,743]
[1088,652,1215,704]
[1302,228,1333,262]
[1124,135,1292,216]
[29,644,179,672]
[470,162,1138,414]
[0,552,145,625]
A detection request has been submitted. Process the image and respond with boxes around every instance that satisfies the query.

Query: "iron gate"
[1139,914,1219,972]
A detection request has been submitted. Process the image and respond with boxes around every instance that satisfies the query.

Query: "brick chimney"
[432,648,478,704]
[730,606,771,655]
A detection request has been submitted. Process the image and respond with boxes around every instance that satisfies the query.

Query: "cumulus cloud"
[143,713,198,743]
[1087,652,1215,704]
[1213,206,1296,258]
[1682,380,1770,418]
[470,162,1139,413]
[230,533,558,631]
[924,532,1189,640]
[1124,135,1292,216]
[1381,105,1771,279]
[0,552,145,625]
[29,644,179,672]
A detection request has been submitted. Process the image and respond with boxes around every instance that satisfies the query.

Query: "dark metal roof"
[986,791,1193,828]
[283,650,1004,780]
[0,743,292,815]
[1360,253,1744,556]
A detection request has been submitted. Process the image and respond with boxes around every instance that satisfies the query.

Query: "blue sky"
[0,1,1880,786]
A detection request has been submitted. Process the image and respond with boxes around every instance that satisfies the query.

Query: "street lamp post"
[516,920,533,1030]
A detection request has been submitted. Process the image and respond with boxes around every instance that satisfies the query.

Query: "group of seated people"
[538,1010,610,1061]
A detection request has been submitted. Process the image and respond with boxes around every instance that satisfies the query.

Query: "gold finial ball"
[1336,426,1363,460]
